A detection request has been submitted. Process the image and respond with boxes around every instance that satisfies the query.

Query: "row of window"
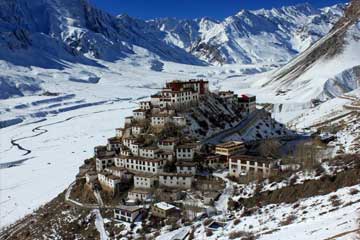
[115,210,131,217]
[177,154,192,159]
[161,176,188,180]
[177,148,193,152]
[178,166,193,170]
[161,180,188,186]
[118,159,159,166]
[135,181,152,187]
[127,165,157,172]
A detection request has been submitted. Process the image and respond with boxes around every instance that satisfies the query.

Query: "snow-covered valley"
[0,0,360,238]
[0,56,277,227]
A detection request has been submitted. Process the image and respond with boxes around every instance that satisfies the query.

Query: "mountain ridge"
[0,0,346,68]
[259,0,360,102]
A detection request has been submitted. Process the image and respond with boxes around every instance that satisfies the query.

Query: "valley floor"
[0,55,359,237]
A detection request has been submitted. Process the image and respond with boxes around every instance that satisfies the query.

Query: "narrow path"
[214,172,234,214]
[323,228,360,240]
[93,209,108,240]
[0,215,35,240]
[64,179,99,209]
[94,190,104,208]
[202,110,262,145]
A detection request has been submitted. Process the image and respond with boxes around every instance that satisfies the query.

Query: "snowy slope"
[182,185,360,240]
[0,0,357,231]
[216,0,360,126]
[0,49,277,227]
[0,0,204,71]
[260,0,360,103]
[149,3,345,64]
[0,0,348,100]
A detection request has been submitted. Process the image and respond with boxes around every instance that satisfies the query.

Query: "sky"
[90,0,349,20]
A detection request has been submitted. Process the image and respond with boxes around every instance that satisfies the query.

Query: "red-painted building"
[165,79,209,96]
[238,94,256,113]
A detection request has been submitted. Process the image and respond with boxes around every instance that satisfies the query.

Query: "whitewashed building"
[98,172,121,192]
[151,114,171,127]
[106,167,133,182]
[85,171,98,184]
[140,101,152,110]
[114,205,142,222]
[134,174,158,189]
[115,156,165,174]
[129,142,142,156]
[176,144,196,160]
[107,137,122,151]
[133,109,147,120]
[125,116,134,125]
[131,125,144,136]
[123,137,137,148]
[150,80,209,110]
[120,148,131,156]
[159,173,194,189]
[96,157,114,171]
[116,128,125,138]
[151,202,179,218]
[161,88,199,109]
[176,161,197,175]
[139,146,159,159]
[229,155,274,178]
[155,151,174,161]
[128,188,152,201]
[158,138,177,152]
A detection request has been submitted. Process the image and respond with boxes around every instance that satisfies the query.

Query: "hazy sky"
[90,0,348,19]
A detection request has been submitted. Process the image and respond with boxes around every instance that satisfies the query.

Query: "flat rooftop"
[216,141,244,149]
[230,155,273,164]
[154,202,176,211]
[116,205,142,212]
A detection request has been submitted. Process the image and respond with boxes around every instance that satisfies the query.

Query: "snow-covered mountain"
[0,0,348,100]
[0,0,345,69]
[1,0,359,233]
[0,0,204,69]
[260,0,360,102]
[149,3,345,64]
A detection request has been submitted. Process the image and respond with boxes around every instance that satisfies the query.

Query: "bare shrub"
[258,139,281,158]
[292,203,300,209]
[229,231,256,240]
[280,214,297,226]
[203,218,212,226]
[329,195,342,207]
[233,218,241,225]
[349,188,359,195]
[188,227,195,240]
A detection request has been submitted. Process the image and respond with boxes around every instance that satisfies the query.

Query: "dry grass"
[350,188,360,195]
[280,214,297,226]
[229,230,255,239]
[241,155,360,208]
[1,191,97,240]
